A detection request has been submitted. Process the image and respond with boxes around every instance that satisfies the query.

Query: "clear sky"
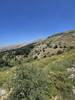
[0,0,75,47]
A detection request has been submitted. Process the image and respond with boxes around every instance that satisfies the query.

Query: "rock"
[68,74,75,79]
[51,44,58,49]
[56,48,64,54]
[32,54,38,59]
[0,88,6,96]
[72,87,75,94]
[67,68,75,73]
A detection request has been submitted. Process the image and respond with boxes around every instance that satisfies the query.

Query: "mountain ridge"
[0,30,75,52]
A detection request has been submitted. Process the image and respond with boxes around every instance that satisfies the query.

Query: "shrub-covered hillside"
[0,30,75,100]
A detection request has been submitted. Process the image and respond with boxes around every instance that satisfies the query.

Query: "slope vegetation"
[0,30,75,100]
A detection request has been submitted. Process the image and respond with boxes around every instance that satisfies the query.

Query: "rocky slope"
[0,30,75,62]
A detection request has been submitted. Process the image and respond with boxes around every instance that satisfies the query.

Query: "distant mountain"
[0,43,26,52]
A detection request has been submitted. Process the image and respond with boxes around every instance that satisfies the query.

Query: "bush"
[9,64,51,100]
[0,59,9,68]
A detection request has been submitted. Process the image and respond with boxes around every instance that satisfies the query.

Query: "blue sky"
[0,0,75,47]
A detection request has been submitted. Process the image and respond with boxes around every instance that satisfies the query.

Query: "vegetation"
[0,30,75,100]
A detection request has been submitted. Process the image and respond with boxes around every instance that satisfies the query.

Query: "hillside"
[0,30,75,62]
[0,30,75,100]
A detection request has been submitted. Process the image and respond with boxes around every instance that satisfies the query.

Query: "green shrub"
[9,64,51,100]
